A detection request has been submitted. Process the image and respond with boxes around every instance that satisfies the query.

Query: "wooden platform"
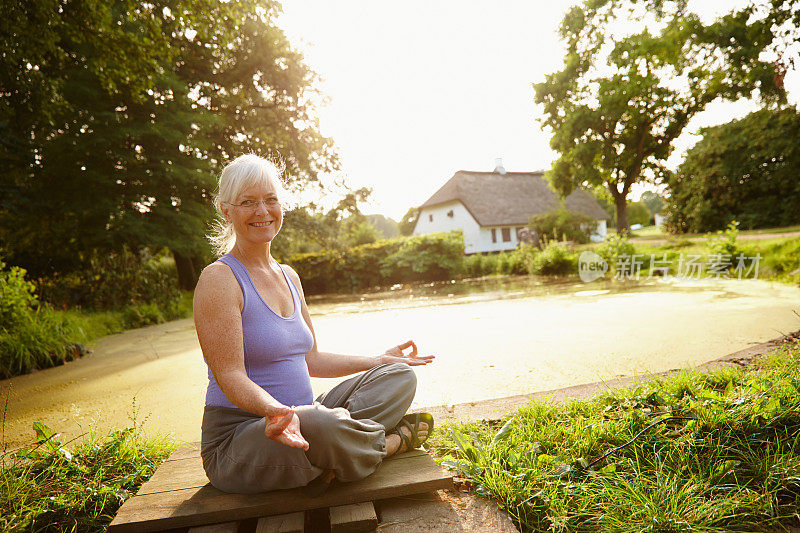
[109,442,453,532]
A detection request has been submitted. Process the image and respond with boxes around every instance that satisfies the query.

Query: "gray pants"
[201,363,417,493]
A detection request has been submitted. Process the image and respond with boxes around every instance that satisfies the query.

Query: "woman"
[193,154,434,494]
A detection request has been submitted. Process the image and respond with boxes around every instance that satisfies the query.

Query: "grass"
[0,291,193,380]
[61,290,194,343]
[0,411,176,533]
[428,341,800,532]
[630,224,800,242]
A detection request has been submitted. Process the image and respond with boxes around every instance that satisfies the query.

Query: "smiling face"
[222,180,283,245]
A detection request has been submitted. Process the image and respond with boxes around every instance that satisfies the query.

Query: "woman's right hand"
[265,405,309,451]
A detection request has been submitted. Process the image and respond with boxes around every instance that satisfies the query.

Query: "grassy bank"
[0,291,193,380]
[0,420,176,532]
[429,340,800,532]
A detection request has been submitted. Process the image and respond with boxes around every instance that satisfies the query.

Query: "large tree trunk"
[615,194,630,235]
[172,250,199,290]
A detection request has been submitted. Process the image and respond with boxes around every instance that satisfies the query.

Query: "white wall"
[590,220,607,242]
[476,226,523,253]
[413,201,482,253]
[415,203,608,251]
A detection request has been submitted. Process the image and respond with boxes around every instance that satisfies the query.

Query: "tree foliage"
[0,0,337,289]
[666,107,800,233]
[627,201,652,226]
[640,191,665,216]
[534,0,787,234]
[528,207,598,244]
[398,207,419,236]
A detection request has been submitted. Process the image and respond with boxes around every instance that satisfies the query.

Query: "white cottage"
[413,162,610,254]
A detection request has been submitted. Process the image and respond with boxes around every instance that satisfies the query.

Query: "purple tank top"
[204,254,315,409]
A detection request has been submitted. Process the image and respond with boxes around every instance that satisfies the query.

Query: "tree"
[665,106,800,233]
[0,1,338,290]
[528,206,597,244]
[365,214,399,239]
[626,201,652,227]
[640,191,665,217]
[398,207,419,236]
[534,0,785,235]
[343,216,380,247]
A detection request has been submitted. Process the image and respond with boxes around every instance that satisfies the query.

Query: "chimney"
[494,158,506,175]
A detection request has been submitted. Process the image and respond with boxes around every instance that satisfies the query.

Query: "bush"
[626,201,651,227]
[0,258,38,328]
[0,307,82,379]
[290,232,464,293]
[706,220,740,258]
[529,207,598,244]
[464,253,489,278]
[0,254,190,379]
[35,247,180,311]
[530,242,577,275]
[0,258,81,379]
[597,234,636,272]
[381,232,464,282]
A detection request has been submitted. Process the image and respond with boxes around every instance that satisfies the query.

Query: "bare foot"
[386,422,429,457]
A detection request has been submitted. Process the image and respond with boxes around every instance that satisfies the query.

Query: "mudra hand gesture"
[264,405,309,450]
[380,340,435,366]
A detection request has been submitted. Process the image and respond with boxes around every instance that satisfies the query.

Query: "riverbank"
[3,277,800,452]
[428,333,800,532]
[3,330,798,532]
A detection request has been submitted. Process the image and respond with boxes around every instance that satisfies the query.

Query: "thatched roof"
[420,170,610,226]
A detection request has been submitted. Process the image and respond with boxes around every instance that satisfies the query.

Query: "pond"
[2,276,799,449]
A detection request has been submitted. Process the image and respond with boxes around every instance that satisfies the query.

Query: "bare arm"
[283,266,435,378]
[193,263,307,449]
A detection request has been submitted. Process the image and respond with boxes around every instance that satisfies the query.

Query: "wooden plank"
[138,449,428,496]
[109,451,452,532]
[187,521,240,533]
[254,512,304,533]
[167,442,202,462]
[330,502,377,533]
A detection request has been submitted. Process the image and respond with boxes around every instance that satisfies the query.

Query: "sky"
[278,1,800,220]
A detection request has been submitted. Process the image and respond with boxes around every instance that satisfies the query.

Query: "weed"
[0,423,175,532]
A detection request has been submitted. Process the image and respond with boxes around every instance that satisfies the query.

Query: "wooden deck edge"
[109,455,452,532]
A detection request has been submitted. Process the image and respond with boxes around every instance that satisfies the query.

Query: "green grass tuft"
[431,343,800,532]
[0,422,176,532]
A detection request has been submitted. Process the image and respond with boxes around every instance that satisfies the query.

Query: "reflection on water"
[306,275,717,316]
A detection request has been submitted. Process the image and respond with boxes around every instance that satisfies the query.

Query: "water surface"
[2,276,799,448]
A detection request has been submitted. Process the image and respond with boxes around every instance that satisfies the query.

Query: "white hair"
[208,154,292,256]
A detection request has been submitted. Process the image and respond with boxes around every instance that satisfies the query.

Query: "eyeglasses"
[225,198,281,211]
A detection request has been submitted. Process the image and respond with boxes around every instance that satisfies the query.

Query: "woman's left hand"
[380,340,435,366]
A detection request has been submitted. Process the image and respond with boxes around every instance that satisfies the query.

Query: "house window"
[516,227,523,240]
[447,209,454,218]
[491,228,497,243]
[428,214,433,222]
[501,228,511,242]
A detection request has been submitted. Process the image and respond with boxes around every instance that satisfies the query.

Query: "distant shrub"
[530,242,577,275]
[464,253,489,278]
[597,234,636,271]
[289,232,464,293]
[529,207,597,244]
[36,247,180,311]
[381,232,464,282]
[706,220,740,258]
